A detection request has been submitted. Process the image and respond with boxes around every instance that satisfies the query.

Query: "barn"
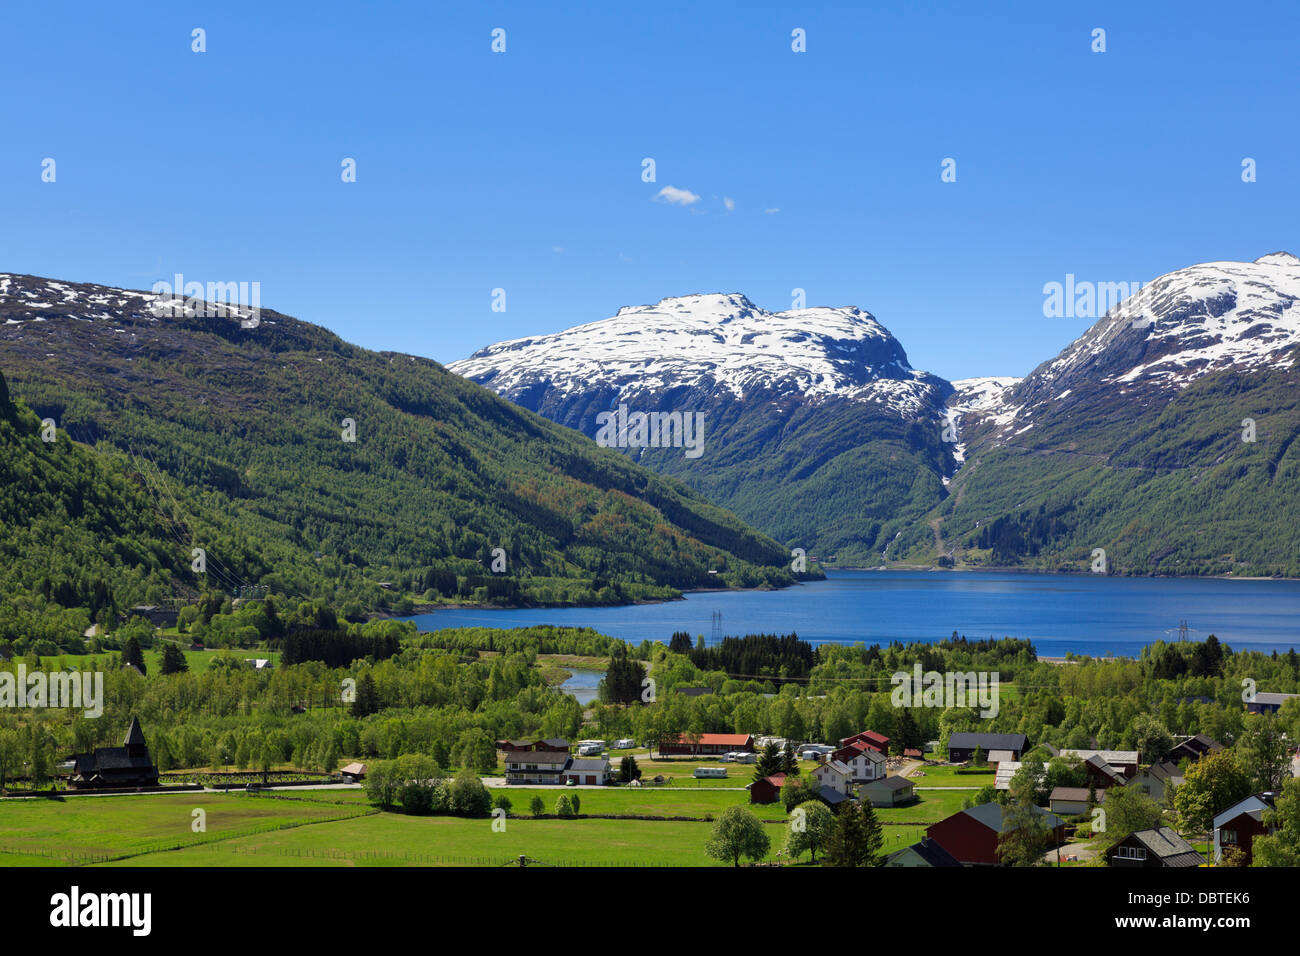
[658,733,754,756]
[925,803,1066,866]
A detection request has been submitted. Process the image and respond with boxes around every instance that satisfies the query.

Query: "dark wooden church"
[69,716,159,789]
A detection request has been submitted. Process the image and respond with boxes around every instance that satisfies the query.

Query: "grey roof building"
[947,732,1029,761]
[1106,827,1203,868]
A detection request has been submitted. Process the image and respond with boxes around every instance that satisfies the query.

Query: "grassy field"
[906,764,995,788]
[504,786,788,820]
[0,792,373,866]
[104,816,723,867]
[102,813,931,868]
[35,648,281,674]
[504,783,965,825]
[1,781,940,867]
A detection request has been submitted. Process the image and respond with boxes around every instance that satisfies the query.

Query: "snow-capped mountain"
[899,252,1300,577]
[451,293,957,565]
[450,293,949,420]
[975,252,1300,443]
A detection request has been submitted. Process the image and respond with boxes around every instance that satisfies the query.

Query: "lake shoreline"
[829,564,1288,582]
[398,569,1300,656]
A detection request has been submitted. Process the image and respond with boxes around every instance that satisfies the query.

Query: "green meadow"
[1,784,941,867]
[0,792,372,866]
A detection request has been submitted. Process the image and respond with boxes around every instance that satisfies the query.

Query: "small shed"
[340,762,368,783]
[1049,786,1104,816]
[747,773,788,805]
[861,774,916,807]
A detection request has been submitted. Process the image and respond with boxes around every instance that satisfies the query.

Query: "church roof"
[124,715,147,748]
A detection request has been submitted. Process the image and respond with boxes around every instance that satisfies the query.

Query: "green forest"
[0,288,807,652]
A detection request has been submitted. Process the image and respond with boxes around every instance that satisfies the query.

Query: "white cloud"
[723,197,735,212]
[764,207,780,215]
[654,185,701,206]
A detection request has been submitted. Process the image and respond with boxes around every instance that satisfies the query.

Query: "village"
[490,712,1300,867]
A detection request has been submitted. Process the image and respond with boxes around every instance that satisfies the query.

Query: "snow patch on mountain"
[950,376,1022,412]
[0,273,268,328]
[1043,253,1300,391]
[980,252,1300,444]
[450,292,947,418]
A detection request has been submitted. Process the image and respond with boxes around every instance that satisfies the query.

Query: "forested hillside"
[895,353,1300,575]
[0,274,798,637]
[0,371,183,645]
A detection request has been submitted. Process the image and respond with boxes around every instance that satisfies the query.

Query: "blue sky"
[2,0,1296,381]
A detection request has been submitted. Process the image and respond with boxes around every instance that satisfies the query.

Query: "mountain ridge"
[453,251,1300,575]
[0,272,802,642]
[452,292,958,564]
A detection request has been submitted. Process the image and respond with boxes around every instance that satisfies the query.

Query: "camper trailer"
[693,766,728,779]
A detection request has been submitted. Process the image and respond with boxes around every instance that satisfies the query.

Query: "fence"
[205,844,674,866]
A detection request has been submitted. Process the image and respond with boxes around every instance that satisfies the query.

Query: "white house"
[834,744,886,783]
[563,758,611,786]
[812,758,854,797]
[1128,761,1184,804]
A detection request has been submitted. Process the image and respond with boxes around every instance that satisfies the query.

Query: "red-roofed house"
[658,733,755,756]
[840,730,890,754]
[747,773,788,804]
[830,741,887,783]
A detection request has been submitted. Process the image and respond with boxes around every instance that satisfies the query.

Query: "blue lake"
[404,570,1300,657]
[559,668,605,706]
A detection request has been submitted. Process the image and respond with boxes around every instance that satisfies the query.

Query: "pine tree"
[823,801,883,867]
[350,672,380,718]
[782,740,799,775]
[754,742,782,782]
[160,643,188,674]
[896,707,923,754]
[122,636,147,675]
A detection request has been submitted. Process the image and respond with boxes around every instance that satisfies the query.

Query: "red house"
[658,733,755,756]
[926,803,1067,866]
[747,773,788,804]
[839,730,890,754]
[1213,792,1278,865]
